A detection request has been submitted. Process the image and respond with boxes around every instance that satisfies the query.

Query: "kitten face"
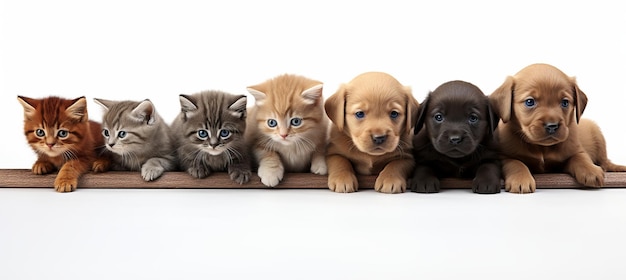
[95,99,158,157]
[18,96,89,159]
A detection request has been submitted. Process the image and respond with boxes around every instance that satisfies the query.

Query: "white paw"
[310,158,327,175]
[258,164,284,187]
[142,164,164,181]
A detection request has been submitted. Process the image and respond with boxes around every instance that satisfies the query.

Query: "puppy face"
[490,63,588,146]
[325,72,418,156]
[415,81,497,158]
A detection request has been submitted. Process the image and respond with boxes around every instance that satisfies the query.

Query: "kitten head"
[18,95,90,158]
[94,98,162,157]
[176,91,247,156]
[247,74,324,147]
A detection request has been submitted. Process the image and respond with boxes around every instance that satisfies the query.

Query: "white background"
[1,1,625,280]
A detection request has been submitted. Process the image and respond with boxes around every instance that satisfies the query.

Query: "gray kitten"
[94,98,177,181]
[171,90,251,184]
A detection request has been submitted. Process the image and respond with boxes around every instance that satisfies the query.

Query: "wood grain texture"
[1,169,626,190]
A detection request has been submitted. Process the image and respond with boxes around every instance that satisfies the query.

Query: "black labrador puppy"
[410,80,502,194]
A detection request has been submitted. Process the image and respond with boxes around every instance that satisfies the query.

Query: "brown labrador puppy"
[489,63,626,193]
[325,72,419,193]
[410,80,501,194]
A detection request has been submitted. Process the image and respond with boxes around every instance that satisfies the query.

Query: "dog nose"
[372,135,387,145]
[545,123,559,134]
[449,135,463,145]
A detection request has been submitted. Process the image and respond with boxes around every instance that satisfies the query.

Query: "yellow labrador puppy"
[325,72,419,193]
[489,63,626,193]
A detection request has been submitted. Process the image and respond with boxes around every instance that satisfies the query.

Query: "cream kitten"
[245,74,328,187]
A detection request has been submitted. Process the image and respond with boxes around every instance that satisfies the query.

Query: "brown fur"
[489,63,626,193]
[325,72,419,193]
[17,96,104,192]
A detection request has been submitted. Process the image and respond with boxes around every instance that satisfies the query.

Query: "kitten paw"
[32,161,55,175]
[229,168,251,184]
[257,164,284,187]
[92,159,110,173]
[142,165,165,181]
[54,176,77,192]
[187,167,211,179]
[310,158,328,175]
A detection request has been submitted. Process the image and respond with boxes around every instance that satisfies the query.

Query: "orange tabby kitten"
[245,74,328,187]
[18,96,104,192]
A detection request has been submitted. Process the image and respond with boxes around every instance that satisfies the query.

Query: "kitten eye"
[35,129,45,137]
[469,114,479,124]
[290,117,303,127]
[434,113,444,123]
[102,129,110,138]
[561,99,569,108]
[219,129,231,140]
[355,111,365,119]
[267,119,278,128]
[118,131,127,139]
[57,130,69,138]
[524,98,536,108]
[390,111,399,119]
[197,129,209,140]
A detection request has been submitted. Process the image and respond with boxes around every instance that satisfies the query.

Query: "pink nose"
[280,134,288,139]
[46,143,55,149]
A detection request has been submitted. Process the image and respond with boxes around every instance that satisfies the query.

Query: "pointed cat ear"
[179,94,198,119]
[17,96,38,119]
[93,98,115,111]
[247,88,267,106]
[325,84,347,131]
[301,84,323,105]
[131,99,157,125]
[66,97,88,122]
[228,95,247,119]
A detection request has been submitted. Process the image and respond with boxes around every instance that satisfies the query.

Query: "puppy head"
[489,63,588,146]
[325,72,418,155]
[415,80,498,158]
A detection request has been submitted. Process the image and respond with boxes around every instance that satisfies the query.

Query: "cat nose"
[46,143,55,148]
[280,134,288,139]
[371,135,387,145]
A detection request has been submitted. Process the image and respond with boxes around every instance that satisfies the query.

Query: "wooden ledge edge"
[1,169,626,189]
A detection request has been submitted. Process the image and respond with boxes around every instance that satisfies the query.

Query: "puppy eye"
[197,129,209,140]
[561,99,569,108]
[390,111,399,119]
[433,113,444,123]
[102,129,110,138]
[524,98,536,108]
[290,117,303,127]
[35,129,46,137]
[219,129,231,140]
[469,114,479,124]
[267,119,278,128]
[355,111,365,119]
[57,130,69,138]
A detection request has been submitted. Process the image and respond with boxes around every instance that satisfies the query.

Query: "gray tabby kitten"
[171,90,251,184]
[94,98,177,181]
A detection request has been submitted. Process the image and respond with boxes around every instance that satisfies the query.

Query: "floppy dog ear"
[570,77,588,123]
[404,86,419,134]
[488,76,514,123]
[414,94,430,135]
[487,100,500,136]
[325,84,347,131]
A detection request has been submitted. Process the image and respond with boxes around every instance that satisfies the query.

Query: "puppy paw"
[54,174,77,193]
[328,172,358,193]
[32,161,55,175]
[473,174,501,194]
[504,173,536,194]
[258,163,284,187]
[310,157,328,175]
[375,173,406,194]
[573,165,605,187]
[142,164,165,182]
[410,175,440,193]
[229,168,251,185]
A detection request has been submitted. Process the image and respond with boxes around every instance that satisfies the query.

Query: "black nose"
[449,135,463,145]
[545,123,559,134]
[108,143,115,148]
[372,135,387,145]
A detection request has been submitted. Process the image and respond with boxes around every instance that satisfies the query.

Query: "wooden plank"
[1,169,626,190]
